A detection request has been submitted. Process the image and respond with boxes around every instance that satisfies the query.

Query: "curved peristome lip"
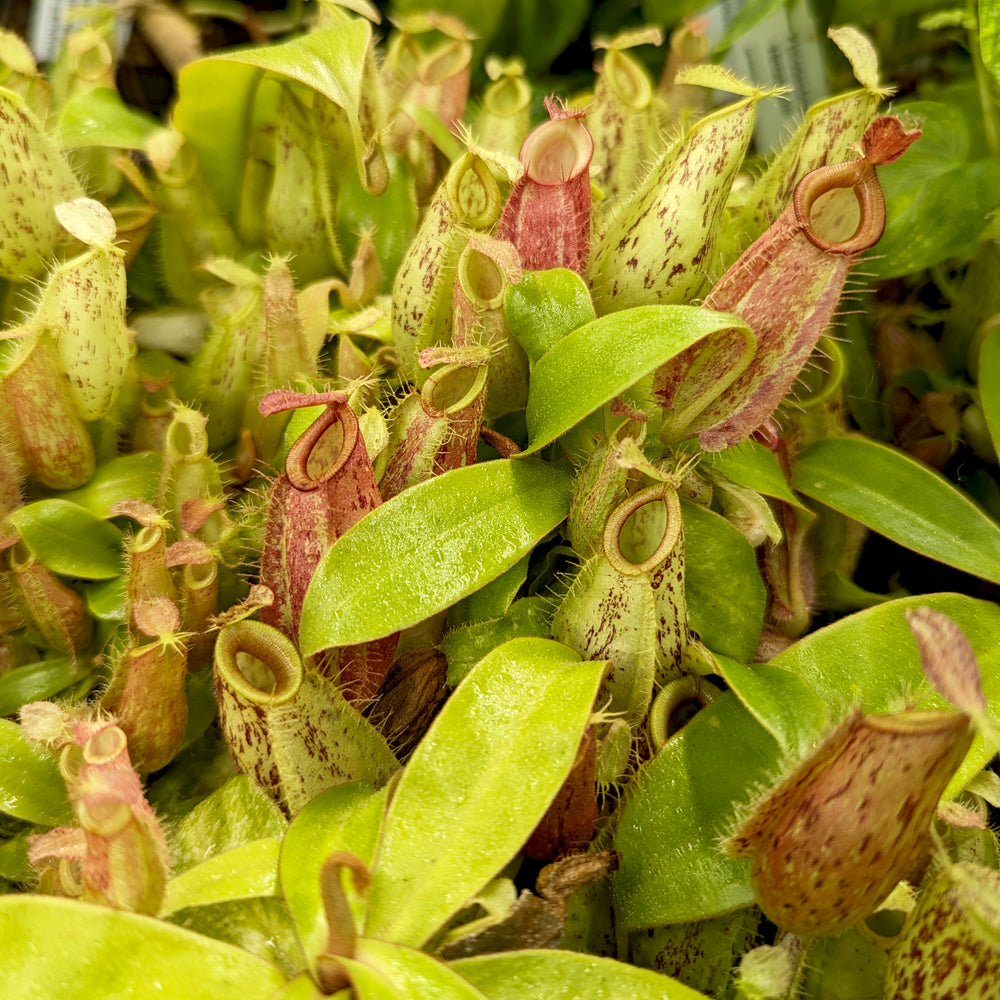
[520,114,594,187]
[258,388,348,418]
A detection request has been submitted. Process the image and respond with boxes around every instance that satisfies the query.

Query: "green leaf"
[442,597,552,687]
[701,440,806,509]
[0,895,287,997]
[84,577,126,622]
[869,101,1000,278]
[0,833,31,883]
[8,499,123,579]
[981,0,1000,87]
[489,0,591,72]
[280,782,388,980]
[172,59,262,222]
[715,0,788,53]
[0,719,72,826]
[56,451,161,518]
[300,459,573,653]
[57,88,159,149]
[352,938,488,1000]
[768,593,1000,796]
[791,436,1000,584]
[713,655,830,762]
[614,692,777,930]
[505,268,596,367]
[364,638,606,947]
[683,501,767,662]
[978,324,1000,457]
[0,656,98,717]
[615,594,1000,930]
[449,552,531,626]
[179,18,382,207]
[167,775,287,875]
[163,896,304,978]
[523,305,753,454]
[453,948,710,999]
[161,839,282,916]
[337,151,417,294]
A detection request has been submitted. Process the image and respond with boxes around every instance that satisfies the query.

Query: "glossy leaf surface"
[615,594,1000,930]
[504,267,596,366]
[979,324,1000,457]
[0,896,287,998]
[300,460,573,653]
[453,949,708,999]
[280,782,388,977]
[0,719,72,825]
[869,101,1000,278]
[161,839,282,916]
[352,938,488,1000]
[364,638,605,946]
[792,436,1000,584]
[683,501,767,662]
[55,452,160,517]
[523,306,753,453]
[702,441,805,509]
[9,499,123,579]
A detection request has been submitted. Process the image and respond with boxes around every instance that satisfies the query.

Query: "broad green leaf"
[161,839,282,916]
[331,956,403,1000]
[522,305,753,453]
[442,597,552,687]
[614,693,776,930]
[768,593,1000,795]
[165,895,305,977]
[791,436,1000,584]
[453,949,709,999]
[84,577,126,621]
[869,101,1000,278]
[0,833,30,882]
[713,655,830,762]
[491,0,590,72]
[683,501,767,662]
[336,151,417,294]
[300,459,573,654]
[981,0,1000,87]
[978,324,1000,456]
[0,719,72,826]
[615,594,1000,930]
[57,87,158,149]
[0,896,287,998]
[8,499,123,579]
[268,974,325,1000]
[281,782,388,979]
[0,656,98,717]
[172,59,262,221]
[449,552,531,626]
[178,18,382,207]
[364,638,606,946]
[353,938,488,1000]
[702,441,806,509]
[56,451,160,517]
[505,268,596,367]
[167,775,286,875]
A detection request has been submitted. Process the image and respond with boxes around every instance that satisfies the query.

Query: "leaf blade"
[791,436,1000,583]
[300,459,573,653]
[523,305,753,454]
[364,637,605,947]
